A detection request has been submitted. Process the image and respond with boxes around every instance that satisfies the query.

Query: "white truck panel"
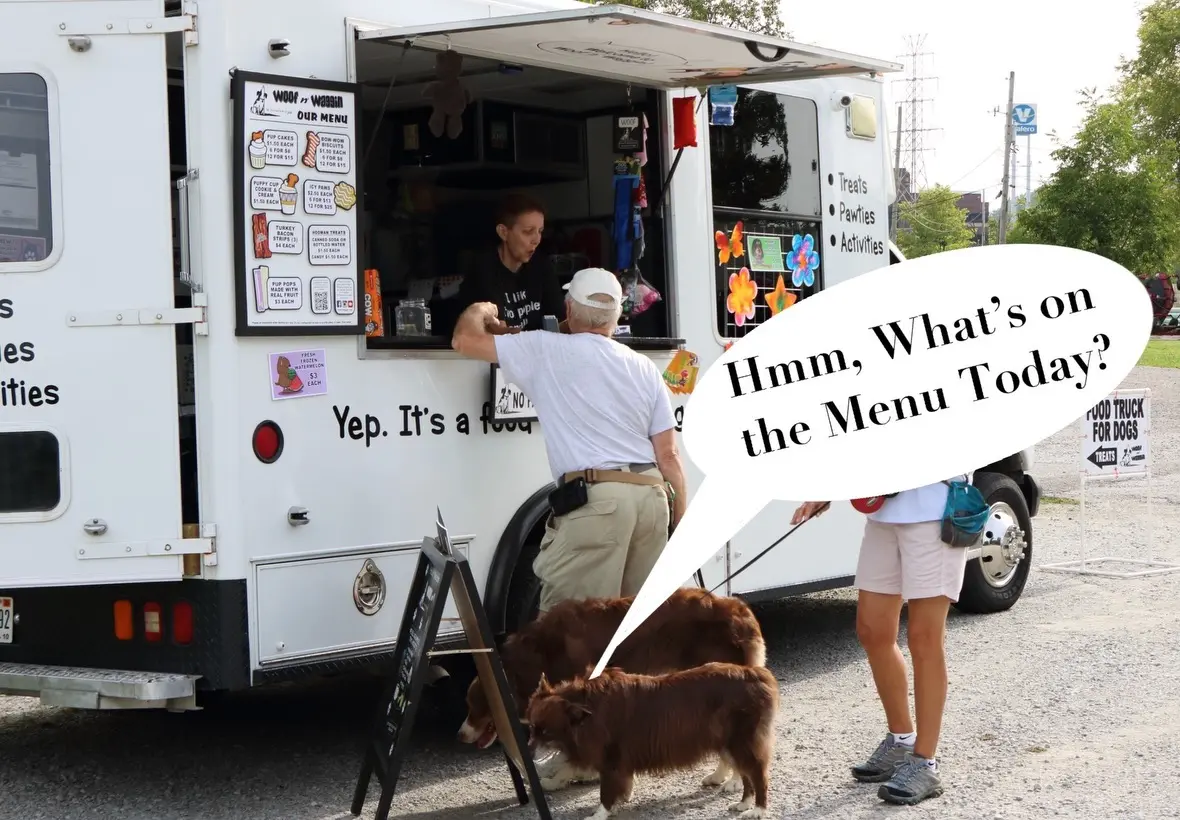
[0,0,185,587]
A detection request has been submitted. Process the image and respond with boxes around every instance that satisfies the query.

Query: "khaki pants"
[532,467,670,612]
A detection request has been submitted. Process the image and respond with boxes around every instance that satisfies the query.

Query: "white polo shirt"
[867,474,970,525]
[493,330,677,482]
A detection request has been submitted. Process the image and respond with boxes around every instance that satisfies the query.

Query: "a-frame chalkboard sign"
[351,510,552,820]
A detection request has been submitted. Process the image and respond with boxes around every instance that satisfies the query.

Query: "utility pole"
[891,103,902,242]
[1025,133,1032,209]
[998,71,1015,244]
[981,187,988,245]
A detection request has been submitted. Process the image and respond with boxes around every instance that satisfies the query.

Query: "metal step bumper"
[0,662,201,711]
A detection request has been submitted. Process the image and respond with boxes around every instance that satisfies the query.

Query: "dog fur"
[526,662,779,820]
[457,587,766,789]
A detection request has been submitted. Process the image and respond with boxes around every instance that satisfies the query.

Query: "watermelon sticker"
[269,348,328,400]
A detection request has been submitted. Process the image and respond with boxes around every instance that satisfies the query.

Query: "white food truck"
[0,0,1041,711]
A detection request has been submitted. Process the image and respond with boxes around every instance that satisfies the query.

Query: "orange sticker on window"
[663,350,700,395]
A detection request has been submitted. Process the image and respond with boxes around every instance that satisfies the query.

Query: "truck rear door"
[1,0,194,589]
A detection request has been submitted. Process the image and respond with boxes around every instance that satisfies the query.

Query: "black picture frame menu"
[231,69,365,337]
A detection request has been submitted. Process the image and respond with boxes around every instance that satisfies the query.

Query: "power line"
[889,34,942,196]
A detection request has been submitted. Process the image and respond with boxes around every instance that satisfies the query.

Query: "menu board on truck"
[232,70,363,336]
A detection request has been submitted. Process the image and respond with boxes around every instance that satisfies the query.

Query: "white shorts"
[855,519,969,603]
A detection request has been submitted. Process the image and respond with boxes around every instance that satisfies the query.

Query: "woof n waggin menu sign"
[232,70,363,336]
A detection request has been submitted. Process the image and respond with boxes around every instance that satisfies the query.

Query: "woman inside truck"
[452,192,566,332]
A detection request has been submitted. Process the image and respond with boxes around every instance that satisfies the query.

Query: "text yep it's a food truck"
[0,0,1041,710]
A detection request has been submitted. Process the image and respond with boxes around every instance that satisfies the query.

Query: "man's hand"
[791,501,831,525]
[453,302,508,362]
[670,491,687,529]
[486,316,520,336]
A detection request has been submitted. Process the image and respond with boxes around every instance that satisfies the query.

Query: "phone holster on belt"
[549,476,589,516]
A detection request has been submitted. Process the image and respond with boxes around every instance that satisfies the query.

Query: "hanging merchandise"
[619,265,662,318]
[635,112,650,167]
[708,85,738,126]
[672,95,698,149]
[612,158,640,271]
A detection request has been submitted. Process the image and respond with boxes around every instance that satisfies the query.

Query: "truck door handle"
[83,518,108,536]
[287,506,309,527]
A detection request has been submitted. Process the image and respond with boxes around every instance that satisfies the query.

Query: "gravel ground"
[2,364,1179,820]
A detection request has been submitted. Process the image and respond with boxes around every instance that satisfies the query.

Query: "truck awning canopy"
[358,5,902,89]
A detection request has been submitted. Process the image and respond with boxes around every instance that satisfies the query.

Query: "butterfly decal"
[715,221,744,265]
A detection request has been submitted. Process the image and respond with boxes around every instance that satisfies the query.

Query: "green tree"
[895,185,977,258]
[985,194,1032,245]
[1005,91,1180,272]
[1121,0,1180,175]
[581,0,787,37]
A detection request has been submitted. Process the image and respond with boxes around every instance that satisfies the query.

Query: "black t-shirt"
[456,250,565,331]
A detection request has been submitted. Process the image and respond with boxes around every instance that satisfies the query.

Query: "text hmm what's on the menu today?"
[587,242,1153,679]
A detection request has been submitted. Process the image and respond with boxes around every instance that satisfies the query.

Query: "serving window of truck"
[224,7,892,359]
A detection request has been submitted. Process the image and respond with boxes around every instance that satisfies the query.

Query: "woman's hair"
[566,293,621,330]
[495,192,547,229]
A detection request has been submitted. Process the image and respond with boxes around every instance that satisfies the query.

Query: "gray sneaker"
[877,753,944,805]
[851,734,914,783]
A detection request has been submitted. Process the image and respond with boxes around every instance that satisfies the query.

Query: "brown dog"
[457,587,765,790]
[526,662,779,820]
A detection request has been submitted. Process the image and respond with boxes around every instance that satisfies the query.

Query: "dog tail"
[745,634,767,668]
[731,597,767,668]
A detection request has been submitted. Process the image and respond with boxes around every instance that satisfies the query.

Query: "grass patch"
[1139,340,1180,369]
[1042,495,1079,505]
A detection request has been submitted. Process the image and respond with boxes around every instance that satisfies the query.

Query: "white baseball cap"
[563,267,622,309]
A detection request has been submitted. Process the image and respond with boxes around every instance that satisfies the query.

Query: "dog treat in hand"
[302,131,320,167]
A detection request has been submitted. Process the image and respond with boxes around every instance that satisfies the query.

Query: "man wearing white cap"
[451,266,687,613]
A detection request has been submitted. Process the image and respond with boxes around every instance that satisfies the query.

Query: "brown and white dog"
[457,587,766,790]
[526,662,779,820]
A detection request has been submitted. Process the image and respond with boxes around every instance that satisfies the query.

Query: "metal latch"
[76,536,215,562]
[67,292,208,336]
[57,1,198,46]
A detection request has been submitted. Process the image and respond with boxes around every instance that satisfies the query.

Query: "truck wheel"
[953,472,1033,614]
[503,532,543,635]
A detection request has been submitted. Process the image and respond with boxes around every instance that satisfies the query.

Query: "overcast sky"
[782,0,1145,201]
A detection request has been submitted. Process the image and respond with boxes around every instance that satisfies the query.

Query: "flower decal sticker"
[716,221,744,266]
[764,274,797,317]
[787,233,819,288]
[727,266,758,327]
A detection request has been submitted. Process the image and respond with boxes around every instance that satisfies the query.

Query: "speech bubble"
[308,225,352,265]
[264,130,299,165]
[250,176,283,210]
[303,179,338,216]
[268,220,303,255]
[315,133,351,174]
[589,243,1153,678]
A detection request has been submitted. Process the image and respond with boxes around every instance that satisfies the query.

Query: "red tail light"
[113,600,134,640]
[172,601,194,645]
[143,602,162,642]
[252,420,284,463]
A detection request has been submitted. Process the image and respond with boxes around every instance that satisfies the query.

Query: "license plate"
[0,597,13,644]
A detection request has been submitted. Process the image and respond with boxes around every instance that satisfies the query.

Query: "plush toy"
[424,50,469,140]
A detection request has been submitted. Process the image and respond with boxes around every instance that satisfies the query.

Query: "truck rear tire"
[953,471,1033,614]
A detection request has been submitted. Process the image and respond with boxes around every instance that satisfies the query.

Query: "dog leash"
[703,510,822,595]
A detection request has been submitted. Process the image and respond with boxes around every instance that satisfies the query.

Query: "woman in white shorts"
[792,477,969,807]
